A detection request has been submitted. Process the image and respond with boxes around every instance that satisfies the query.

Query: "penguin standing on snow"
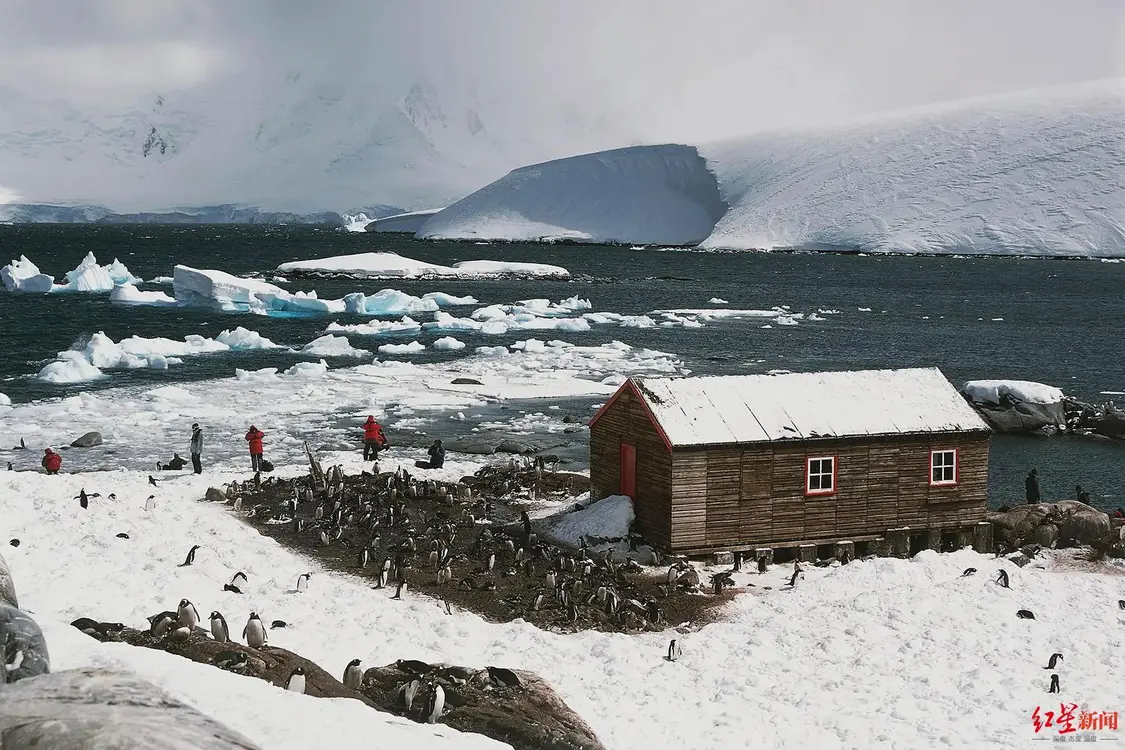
[391,581,406,600]
[210,612,230,643]
[1044,652,1063,670]
[757,556,768,574]
[181,545,201,567]
[177,599,200,629]
[285,667,306,693]
[76,488,89,510]
[296,573,311,593]
[243,612,268,648]
[225,571,248,594]
[1049,673,1060,693]
[145,495,156,512]
[343,659,363,689]
[996,569,1010,589]
[666,639,682,662]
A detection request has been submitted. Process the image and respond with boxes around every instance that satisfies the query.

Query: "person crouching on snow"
[426,439,445,469]
[41,447,62,475]
[245,425,265,471]
[362,416,388,461]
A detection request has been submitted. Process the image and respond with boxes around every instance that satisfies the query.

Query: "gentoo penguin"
[147,611,178,637]
[1049,673,1060,693]
[181,545,201,566]
[357,547,369,569]
[212,651,248,670]
[996,569,1010,588]
[757,556,768,574]
[148,475,158,487]
[391,581,406,600]
[1016,609,1036,620]
[76,488,89,510]
[145,495,156,512]
[177,599,200,629]
[787,569,801,588]
[115,533,128,539]
[1044,652,1063,670]
[6,462,11,471]
[402,678,421,710]
[210,612,230,643]
[169,626,192,642]
[961,568,977,577]
[296,573,311,593]
[271,620,287,629]
[343,659,363,689]
[395,659,432,675]
[666,639,682,662]
[243,612,268,648]
[229,571,248,591]
[424,682,445,724]
[486,666,521,688]
[285,667,306,693]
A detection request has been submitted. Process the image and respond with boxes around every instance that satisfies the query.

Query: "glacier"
[417,79,1125,257]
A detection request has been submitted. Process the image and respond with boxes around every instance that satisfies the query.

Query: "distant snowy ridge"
[277,252,569,279]
[0,203,402,226]
[418,144,727,246]
[418,79,1125,257]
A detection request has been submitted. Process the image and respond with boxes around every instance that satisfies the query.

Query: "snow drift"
[418,144,727,245]
[421,79,1125,256]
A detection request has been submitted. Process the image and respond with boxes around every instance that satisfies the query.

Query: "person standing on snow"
[41,447,62,475]
[1025,469,1041,504]
[245,425,265,471]
[362,416,388,461]
[190,423,204,474]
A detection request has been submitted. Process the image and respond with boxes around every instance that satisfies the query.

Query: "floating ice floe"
[378,341,427,355]
[37,328,281,383]
[172,265,475,317]
[276,251,569,279]
[0,393,10,406]
[300,335,372,358]
[325,317,424,336]
[235,360,330,382]
[709,297,729,304]
[1,255,55,292]
[110,283,179,306]
[651,307,805,327]
[432,336,466,351]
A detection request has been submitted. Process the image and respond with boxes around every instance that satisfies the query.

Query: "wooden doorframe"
[619,442,636,499]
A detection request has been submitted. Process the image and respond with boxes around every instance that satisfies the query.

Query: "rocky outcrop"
[0,667,261,749]
[974,401,1066,434]
[205,487,226,503]
[989,501,1113,550]
[0,551,17,608]
[962,383,1124,439]
[69,431,103,448]
[360,662,606,750]
[0,603,50,683]
[76,621,379,706]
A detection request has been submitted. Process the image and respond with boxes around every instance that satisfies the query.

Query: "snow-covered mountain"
[0,75,631,215]
[417,79,1125,256]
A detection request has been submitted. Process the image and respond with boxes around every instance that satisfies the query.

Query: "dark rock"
[451,378,484,386]
[1006,552,1032,568]
[973,401,1065,434]
[205,487,226,503]
[988,501,1112,549]
[562,415,578,424]
[360,663,606,750]
[0,552,16,608]
[70,432,103,448]
[75,621,380,707]
[443,441,497,455]
[495,440,538,455]
[1034,523,1060,548]
[0,667,262,749]
[0,603,50,682]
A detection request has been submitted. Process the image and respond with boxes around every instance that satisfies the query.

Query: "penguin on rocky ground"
[244,612,268,648]
[147,611,178,637]
[424,681,445,724]
[210,612,230,643]
[177,599,200,629]
[343,659,363,689]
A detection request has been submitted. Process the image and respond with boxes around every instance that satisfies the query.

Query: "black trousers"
[251,453,262,471]
[191,453,202,474]
[363,441,382,461]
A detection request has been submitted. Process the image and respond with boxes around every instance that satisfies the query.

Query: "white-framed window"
[930,449,958,486]
[805,456,836,496]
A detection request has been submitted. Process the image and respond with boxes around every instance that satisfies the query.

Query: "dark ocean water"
[0,224,1122,509]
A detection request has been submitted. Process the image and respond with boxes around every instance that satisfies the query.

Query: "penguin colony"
[232,457,731,633]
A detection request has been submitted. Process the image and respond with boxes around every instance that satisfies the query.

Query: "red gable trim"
[588,378,674,453]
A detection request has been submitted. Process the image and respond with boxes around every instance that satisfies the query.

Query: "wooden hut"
[588,367,992,556]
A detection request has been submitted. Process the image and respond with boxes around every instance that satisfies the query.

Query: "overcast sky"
[1,0,1123,143]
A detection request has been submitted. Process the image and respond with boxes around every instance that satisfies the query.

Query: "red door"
[619,443,636,499]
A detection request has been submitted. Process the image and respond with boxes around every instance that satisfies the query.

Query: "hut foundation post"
[834,541,855,561]
[972,522,994,554]
[956,529,974,551]
[872,537,893,557]
[925,529,942,552]
[797,544,817,563]
[712,551,734,566]
[752,548,773,566]
[887,528,911,558]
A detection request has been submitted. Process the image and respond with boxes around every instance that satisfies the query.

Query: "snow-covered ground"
[963,380,1066,405]
[4,463,1124,749]
[415,79,1125,257]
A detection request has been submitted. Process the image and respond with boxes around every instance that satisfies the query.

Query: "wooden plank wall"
[588,387,673,546]
[666,432,990,552]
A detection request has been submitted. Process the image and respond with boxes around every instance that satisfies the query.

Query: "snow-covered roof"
[620,367,990,448]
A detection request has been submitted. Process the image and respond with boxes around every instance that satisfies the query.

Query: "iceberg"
[276,251,569,279]
[1,255,54,293]
[378,341,426,354]
[432,336,467,351]
[61,252,142,292]
[172,265,286,308]
[300,335,372,358]
[418,79,1125,257]
[368,208,444,233]
[109,283,179,306]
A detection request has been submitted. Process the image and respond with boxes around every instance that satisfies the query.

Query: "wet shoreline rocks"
[961,380,1124,439]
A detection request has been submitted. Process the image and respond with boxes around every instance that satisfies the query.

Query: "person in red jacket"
[362,416,388,461]
[41,447,62,475]
[245,425,265,471]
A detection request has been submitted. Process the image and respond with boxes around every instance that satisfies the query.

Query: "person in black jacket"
[1075,484,1091,504]
[427,439,445,469]
[1025,469,1041,504]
